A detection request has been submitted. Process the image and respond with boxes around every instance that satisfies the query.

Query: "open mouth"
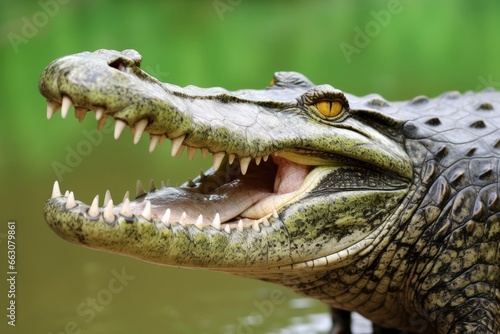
[47,97,329,233]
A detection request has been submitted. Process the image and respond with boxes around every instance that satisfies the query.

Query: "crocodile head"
[39,49,412,278]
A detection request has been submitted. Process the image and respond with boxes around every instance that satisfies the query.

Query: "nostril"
[109,59,126,71]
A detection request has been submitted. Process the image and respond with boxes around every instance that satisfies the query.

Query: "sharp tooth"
[237,219,244,232]
[46,101,60,120]
[224,224,231,233]
[103,200,115,223]
[212,152,225,171]
[255,156,262,165]
[141,201,152,221]
[262,218,270,226]
[212,213,221,230]
[149,135,160,153]
[88,195,100,217]
[149,179,156,191]
[170,135,186,157]
[240,157,251,175]
[228,154,236,164]
[104,190,112,206]
[175,145,186,157]
[136,180,146,198]
[179,212,187,227]
[64,190,69,197]
[273,209,279,219]
[114,119,127,140]
[133,118,148,144]
[188,179,196,187]
[95,107,105,121]
[51,180,61,198]
[97,115,108,131]
[199,170,206,180]
[161,180,166,188]
[195,215,204,229]
[161,209,171,224]
[75,108,88,122]
[120,198,132,217]
[61,96,73,119]
[263,155,269,162]
[201,148,209,158]
[159,134,167,146]
[252,220,260,232]
[187,147,197,160]
[66,191,77,209]
[123,191,130,202]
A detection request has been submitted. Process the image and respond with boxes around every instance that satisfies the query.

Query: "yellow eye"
[315,100,343,118]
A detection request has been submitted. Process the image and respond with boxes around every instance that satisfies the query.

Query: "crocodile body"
[39,50,500,333]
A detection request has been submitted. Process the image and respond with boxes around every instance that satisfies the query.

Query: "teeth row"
[47,98,270,176]
[52,181,274,233]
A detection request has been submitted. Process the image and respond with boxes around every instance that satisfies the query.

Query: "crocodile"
[38,49,500,334]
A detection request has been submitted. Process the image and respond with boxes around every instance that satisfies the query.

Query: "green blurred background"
[1,0,499,333]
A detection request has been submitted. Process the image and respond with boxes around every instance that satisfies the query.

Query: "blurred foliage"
[0,0,499,333]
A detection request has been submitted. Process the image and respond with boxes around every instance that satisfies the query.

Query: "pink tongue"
[273,156,311,194]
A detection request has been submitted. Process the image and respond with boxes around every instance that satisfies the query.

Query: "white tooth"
[263,155,269,162]
[123,191,130,202]
[46,101,60,120]
[51,180,61,198]
[201,148,209,158]
[255,156,262,165]
[262,218,270,226]
[103,200,115,223]
[141,201,152,221]
[75,108,88,122]
[273,209,279,219]
[195,215,204,229]
[120,198,132,217]
[161,180,166,188]
[104,190,112,206]
[187,147,197,160]
[133,118,148,144]
[179,212,187,227]
[240,157,251,175]
[95,107,105,121]
[66,191,77,209]
[237,219,244,232]
[228,154,236,164]
[161,209,171,224]
[170,135,186,157]
[252,220,260,232]
[114,119,127,140]
[97,115,108,131]
[136,180,146,198]
[211,213,221,230]
[61,96,73,119]
[149,135,160,153]
[224,224,231,233]
[88,195,100,217]
[64,190,69,197]
[212,152,225,171]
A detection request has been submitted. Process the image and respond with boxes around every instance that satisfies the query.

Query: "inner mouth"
[47,96,319,232]
[126,155,313,228]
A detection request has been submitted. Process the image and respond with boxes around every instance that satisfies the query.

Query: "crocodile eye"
[315,100,343,118]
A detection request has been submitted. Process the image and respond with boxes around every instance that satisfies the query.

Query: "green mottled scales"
[39,50,499,333]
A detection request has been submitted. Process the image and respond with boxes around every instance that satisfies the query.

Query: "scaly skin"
[39,50,500,333]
